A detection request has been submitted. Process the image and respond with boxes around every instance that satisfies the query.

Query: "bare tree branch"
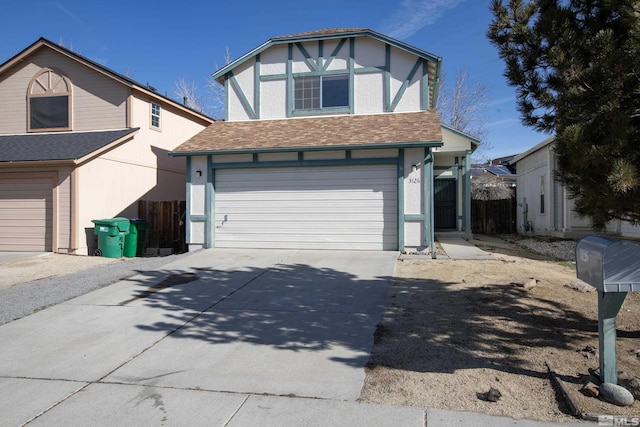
[173,78,208,115]
[437,67,491,161]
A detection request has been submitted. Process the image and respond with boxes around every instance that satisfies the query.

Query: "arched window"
[28,68,72,132]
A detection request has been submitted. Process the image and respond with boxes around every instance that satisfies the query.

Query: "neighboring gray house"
[171,29,479,252]
[511,137,640,238]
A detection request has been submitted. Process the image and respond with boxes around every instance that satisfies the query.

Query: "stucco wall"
[73,94,207,254]
[225,36,427,121]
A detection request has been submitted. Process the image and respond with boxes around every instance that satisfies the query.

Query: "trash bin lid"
[92,217,130,232]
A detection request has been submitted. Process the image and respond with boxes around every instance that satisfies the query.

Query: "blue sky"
[0,0,549,160]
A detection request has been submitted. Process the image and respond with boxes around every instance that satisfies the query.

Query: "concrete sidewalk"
[0,248,583,426]
[436,233,495,260]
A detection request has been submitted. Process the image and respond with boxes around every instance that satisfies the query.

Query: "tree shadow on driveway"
[122,260,393,368]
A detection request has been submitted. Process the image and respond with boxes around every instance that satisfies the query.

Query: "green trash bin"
[133,219,149,257]
[124,219,149,257]
[92,218,130,258]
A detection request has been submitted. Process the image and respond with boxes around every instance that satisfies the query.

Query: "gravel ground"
[515,238,578,262]
[0,252,194,325]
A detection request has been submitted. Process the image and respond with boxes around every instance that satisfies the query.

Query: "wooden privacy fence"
[472,197,517,234]
[137,200,186,254]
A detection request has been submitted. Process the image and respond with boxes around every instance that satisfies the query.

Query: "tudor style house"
[171,29,478,253]
[0,38,213,254]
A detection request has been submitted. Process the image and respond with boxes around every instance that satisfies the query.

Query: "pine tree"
[487,0,640,228]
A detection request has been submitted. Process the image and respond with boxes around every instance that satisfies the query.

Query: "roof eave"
[212,29,442,84]
[170,141,444,157]
[0,159,75,167]
[0,38,214,124]
[74,128,140,165]
[510,135,556,164]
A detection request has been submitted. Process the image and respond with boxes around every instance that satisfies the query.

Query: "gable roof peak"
[0,37,214,123]
[271,28,370,41]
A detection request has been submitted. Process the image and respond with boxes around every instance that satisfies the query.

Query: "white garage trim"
[0,173,55,251]
[214,165,398,250]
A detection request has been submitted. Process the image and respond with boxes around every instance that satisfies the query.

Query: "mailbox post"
[576,235,640,384]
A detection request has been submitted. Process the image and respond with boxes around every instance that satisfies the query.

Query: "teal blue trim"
[254,54,260,118]
[398,149,405,251]
[389,59,422,112]
[229,73,257,119]
[185,157,192,245]
[295,42,319,71]
[384,45,391,112]
[404,214,425,221]
[425,148,435,257]
[287,44,293,117]
[298,152,304,161]
[422,61,429,109]
[173,141,442,157]
[211,29,441,82]
[212,157,398,170]
[349,38,355,114]
[206,156,214,248]
[190,215,208,221]
[224,76,229,120]
[598,290,628,384]
[463,150,471,233]
[433,57,442,106]
[292,69,350,78]
[322,38,347,71]
[260,73,287,81]
[291,106,350,117]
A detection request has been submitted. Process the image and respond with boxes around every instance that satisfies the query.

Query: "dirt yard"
[360,235,640,422]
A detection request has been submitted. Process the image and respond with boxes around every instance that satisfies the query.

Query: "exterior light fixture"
[195,170,202,177]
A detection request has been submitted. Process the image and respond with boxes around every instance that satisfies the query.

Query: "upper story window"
[151,102,161,129]
[294,74,349,112]
[28,68,72,132]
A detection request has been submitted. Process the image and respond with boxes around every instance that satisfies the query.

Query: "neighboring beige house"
[171,29,478,253]
[0,38,214,254]
[511,137,640,238]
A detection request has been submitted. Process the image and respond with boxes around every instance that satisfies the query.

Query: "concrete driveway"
[0,249,421,426]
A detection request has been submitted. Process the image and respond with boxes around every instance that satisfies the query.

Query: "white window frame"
[151,102,161,129]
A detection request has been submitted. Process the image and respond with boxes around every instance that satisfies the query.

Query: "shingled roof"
[0,128,139,162]
[172,110,442,155]
[271,28,369,40]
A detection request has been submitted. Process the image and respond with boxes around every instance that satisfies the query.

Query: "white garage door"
[215,165,397,250]
[0,177,53,251]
